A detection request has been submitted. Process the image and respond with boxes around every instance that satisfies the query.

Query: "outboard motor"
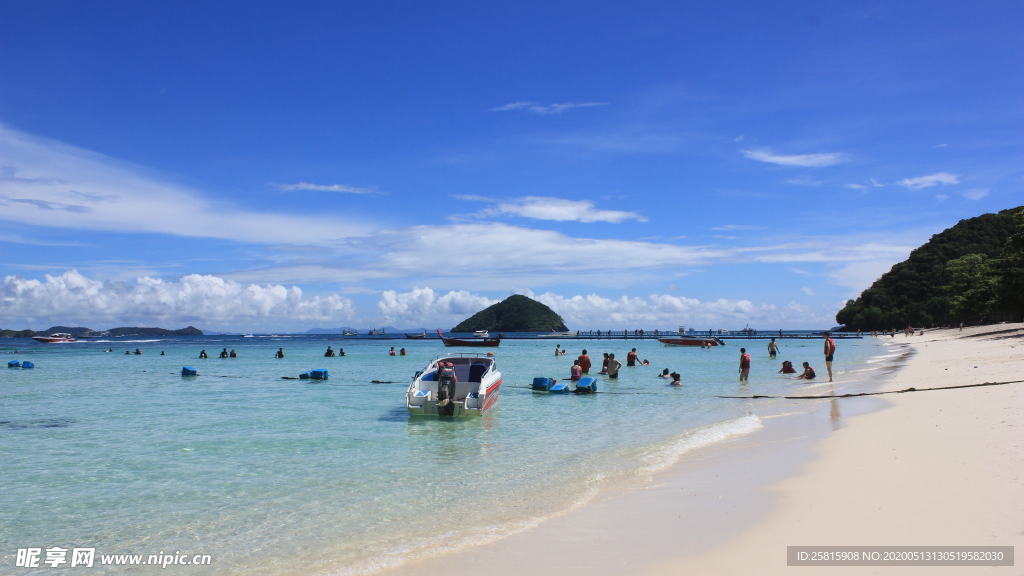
[436,362,458,416]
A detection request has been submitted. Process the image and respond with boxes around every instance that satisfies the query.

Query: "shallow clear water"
[0,335,886,574]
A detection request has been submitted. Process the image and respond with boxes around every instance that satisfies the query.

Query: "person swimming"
[798,362,816,379]
[658,368,670,378]
[219,348,229,358]
[400,348,407,356]
[275,348,284,359]
[229,349,237,358]
[669,372,681,386]
[325,346,336,357]
[200,350,208,359]
[339,348,346,356]
[134,349,142,355]
[389,347,396,356]
[778,360,797,374]
[160,351,165,356]
[125,350,130,355]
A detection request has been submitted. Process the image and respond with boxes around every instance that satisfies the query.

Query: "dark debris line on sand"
[715,379,1024,400]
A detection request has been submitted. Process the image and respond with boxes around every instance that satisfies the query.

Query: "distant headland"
[452,295,568,332]
[0,326,204,338]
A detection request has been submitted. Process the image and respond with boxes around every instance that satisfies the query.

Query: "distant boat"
[406,332,427,339]
[342,330,358,336]
[538,329,578,338]
[369,328,385,336]
[473,330,490,338]
[437,329,500,347]
[77,331,111,339]
[242,333,254,338]
[406,353,502,417]
[658,335,724,347]
[32,333,78,343]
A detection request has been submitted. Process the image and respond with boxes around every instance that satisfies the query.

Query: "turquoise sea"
[1,335,893,574]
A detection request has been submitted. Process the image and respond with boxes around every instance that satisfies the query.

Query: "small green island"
[0,325,204,338]
[452,294,569,333]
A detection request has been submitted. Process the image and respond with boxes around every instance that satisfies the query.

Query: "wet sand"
[382,324,1024,576]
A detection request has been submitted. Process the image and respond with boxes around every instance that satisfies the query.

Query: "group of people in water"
[196,348,238,358]
[744,333,836,382]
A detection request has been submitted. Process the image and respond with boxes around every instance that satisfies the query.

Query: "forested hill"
[452,295,568,332]
[837,206,1023,330]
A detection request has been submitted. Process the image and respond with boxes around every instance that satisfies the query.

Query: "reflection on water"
[829,397,843,431]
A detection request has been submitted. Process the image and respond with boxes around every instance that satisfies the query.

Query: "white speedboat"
[539,329,578,338]
[342,329,358,336]
[473,330,489,338]
[32,332,77,343]
[407,354,502,417]
[242,333,254,338]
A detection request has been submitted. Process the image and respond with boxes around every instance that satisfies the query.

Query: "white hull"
[539,331,578,338]
[407,354,502,417]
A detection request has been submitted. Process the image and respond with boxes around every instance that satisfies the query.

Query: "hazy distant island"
[452,294,568,333]
[0,326,204,338]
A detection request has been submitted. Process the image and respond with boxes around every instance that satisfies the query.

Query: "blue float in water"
[575,377,597,394]
[8,361,20,368]
[181,367,197,376]
[301,369,328,380]
[531,377,554,391]
[21,361,33,369]
[549,382,570,393]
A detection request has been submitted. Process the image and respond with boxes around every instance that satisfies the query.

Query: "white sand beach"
[384,324,1024,576]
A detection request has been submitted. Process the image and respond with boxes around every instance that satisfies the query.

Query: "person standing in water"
[570,360,582,381]
[606,353,622,379]
[555,344,561,356]
[626,348,638,366]
[823,332,836,382]
[738,347,750,382]
[275,348,284,358]
[768,338,779,358]
[578,349,592,374]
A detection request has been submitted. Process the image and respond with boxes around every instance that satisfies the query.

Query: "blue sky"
[1,1,1021,331]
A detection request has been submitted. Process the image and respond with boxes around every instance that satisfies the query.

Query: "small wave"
[93,339,165,343]
[636,414,763,476]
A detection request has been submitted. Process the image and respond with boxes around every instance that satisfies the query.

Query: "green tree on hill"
[946,254,999,323]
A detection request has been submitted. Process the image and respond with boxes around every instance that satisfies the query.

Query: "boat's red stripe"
[481,379,502,412]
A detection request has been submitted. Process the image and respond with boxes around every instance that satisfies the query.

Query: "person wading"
[823,332,836,382]
[738,348,750,382]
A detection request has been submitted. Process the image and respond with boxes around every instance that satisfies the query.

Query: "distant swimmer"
[160,351,165,355]
[400,348,407,356]
[738,347,750,382]
[275,348,284,359]
[669,372,681,386]
[578,349,591,374]
[768,338,779,358]
[134,349,142,355]
[108,348,113,352]
[571,359,582,381]
[658,368,670,378]
[200,350,208,359]
[125,350,130,355]
[778,360,797,374]
[606,353,621,379]
[339,348,346,356]
[798,362,816,379]
[219,348,229,358]
[555,344,561,357]
[325,346,336,357]
[389,347,396,356]
[626,348,638,366]
[229,349,237,358]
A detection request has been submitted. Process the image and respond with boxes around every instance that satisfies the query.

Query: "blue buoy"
[8,361,20,368]
[300,369,328,380]
[181,366,197,376]
[21,361,33,369]
[549,382,570,393]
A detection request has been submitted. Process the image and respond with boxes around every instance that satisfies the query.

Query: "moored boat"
[31,333,78,343]
[436,329,500,347]
[538,329,578,338]
[368,328,385,336]
[473,330,489,338]
[342,330,358,336]
[658,334,725,347]
[407,353,502,416]
[406,332,426,339]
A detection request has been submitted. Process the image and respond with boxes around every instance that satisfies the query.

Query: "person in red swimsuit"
[626,348,638,366]
[578,349,592,374]
[739,348,750,381]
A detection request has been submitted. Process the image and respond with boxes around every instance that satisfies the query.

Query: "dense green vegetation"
[452,295,568,332]
[837,206,1024,330]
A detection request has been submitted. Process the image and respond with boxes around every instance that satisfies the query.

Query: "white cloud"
[461,196,646,223]
[0,126,375,243]
[740,149,847,167]
[801,287,815,295]
[870,179,884,187]
[489,101,608,115]
[376,287,499,325]
[845,183,866,189]
[273,182,381,195]
[961,188,989,200]
[711,225,764,231]
[1,270,353,329]
[897,172,960,190]
[936,194,949,203]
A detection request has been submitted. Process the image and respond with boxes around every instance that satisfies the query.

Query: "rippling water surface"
[0,335,888,574]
